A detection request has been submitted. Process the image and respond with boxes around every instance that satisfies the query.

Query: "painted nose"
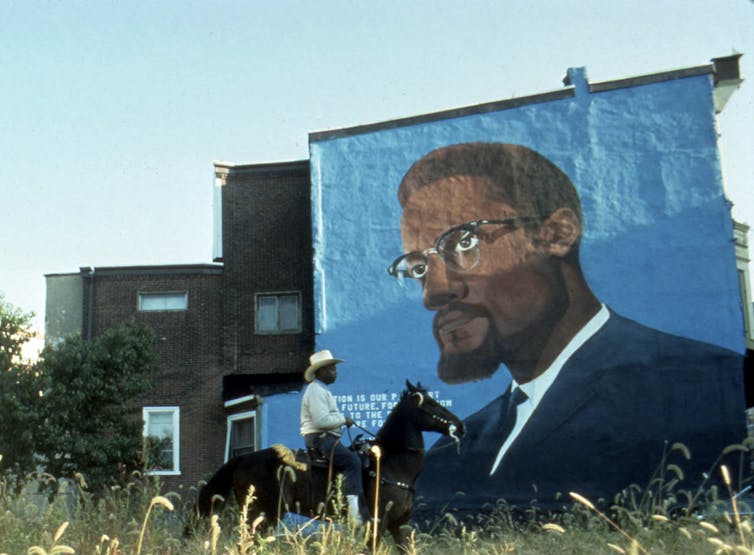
[422,255,466,310]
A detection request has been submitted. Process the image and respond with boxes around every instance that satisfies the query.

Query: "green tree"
[34,321,157,493]
[0,296,41,476]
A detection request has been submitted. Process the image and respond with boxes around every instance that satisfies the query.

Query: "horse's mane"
[375,386,428,446]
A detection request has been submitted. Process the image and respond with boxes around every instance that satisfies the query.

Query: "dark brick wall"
[219,161,314,384]
[82,265,225,491]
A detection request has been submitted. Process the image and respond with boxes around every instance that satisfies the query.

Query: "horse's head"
[404,380,465,444]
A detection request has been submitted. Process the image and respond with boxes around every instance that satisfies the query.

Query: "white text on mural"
[333,391,453,430]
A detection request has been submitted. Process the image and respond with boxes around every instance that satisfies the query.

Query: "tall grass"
[1,457,752,554]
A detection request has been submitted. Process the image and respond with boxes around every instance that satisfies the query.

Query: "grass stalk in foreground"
[569,491,651,555]
[2,447,754,554]
[135,495,174,555]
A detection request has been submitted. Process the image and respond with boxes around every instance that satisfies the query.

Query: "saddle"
[287,433,373,470]
[296,446,329,469]
[293,438,413,495]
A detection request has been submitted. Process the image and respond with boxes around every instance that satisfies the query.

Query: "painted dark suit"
[416,309,745,515]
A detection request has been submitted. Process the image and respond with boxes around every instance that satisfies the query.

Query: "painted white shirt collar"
[490,304,610,474]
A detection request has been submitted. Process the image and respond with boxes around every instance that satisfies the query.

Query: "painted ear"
[535,207,581,257]
[406,379,417,392]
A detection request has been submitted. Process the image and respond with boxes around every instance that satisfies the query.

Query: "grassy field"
[1,466,752,555]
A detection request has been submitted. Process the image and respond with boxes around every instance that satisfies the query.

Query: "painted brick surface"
[260,67,745,453]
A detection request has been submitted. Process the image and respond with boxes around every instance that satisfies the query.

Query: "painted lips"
[434,308,489,348]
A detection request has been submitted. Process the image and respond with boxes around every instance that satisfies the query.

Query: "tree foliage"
[1,297,158,493]
[0,296,41,475]
[34,321,157,493]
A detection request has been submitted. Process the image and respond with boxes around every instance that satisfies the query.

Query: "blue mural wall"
[264,67,746,511]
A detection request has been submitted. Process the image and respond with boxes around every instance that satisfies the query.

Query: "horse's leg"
[383,504,414,554]
[388,522,413,554]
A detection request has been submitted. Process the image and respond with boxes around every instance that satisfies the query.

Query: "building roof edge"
[310,56,739,143]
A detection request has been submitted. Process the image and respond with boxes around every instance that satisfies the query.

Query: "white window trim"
[254,291,302,334]
[734,222,754,350]
[225,410,257,463]
[738,267,754,342]
[137,291,189,312]
[224,394,256,408]
[143,406,181,476]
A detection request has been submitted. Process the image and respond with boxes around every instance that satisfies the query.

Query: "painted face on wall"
[399,175,570,383]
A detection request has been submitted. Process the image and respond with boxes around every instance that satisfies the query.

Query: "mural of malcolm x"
[388,142,745,513]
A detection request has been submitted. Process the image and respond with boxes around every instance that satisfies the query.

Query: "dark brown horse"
[188,380,464,548]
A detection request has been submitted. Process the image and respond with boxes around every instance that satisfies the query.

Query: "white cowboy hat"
[304,349,344,382]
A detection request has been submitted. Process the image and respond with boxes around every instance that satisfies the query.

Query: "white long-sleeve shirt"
[300,379,346,436]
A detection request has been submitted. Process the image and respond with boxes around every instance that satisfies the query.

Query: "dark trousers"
[304,433,363,496]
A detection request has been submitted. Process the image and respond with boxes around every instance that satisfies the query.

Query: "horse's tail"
[197,458,239,517]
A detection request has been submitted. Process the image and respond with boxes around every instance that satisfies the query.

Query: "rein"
[347,422,425,454]
[347,394,460,454]
[349,422,377,438]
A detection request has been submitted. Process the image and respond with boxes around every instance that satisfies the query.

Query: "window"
[138,291,188,312]
[255,292,301,333]
[143,407,180,475]
[738,269,754,343]
[735,222,754,350]
[225,411,257,461]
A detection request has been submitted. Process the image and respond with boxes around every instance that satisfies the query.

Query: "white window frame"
[734,222,754,350]
[739,269,754,344]
[225,410,257,462]
[143,406,180,475]
[254,291,302,334]
[137,291,188,312]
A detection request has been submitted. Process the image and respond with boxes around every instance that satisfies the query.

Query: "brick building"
[214,160,314,398]
[45,160,313,491]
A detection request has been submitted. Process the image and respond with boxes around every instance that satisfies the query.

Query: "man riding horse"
[300,349,370,526]
[188,376,465,548]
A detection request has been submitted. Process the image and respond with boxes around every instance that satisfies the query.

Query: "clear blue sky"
[2,0,752,334]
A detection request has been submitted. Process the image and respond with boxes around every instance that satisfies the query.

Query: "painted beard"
[434,322,501,384]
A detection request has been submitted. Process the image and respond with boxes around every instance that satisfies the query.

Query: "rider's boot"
[346,494,364,526]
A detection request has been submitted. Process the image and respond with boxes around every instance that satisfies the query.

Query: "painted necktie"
[499,386,528,446]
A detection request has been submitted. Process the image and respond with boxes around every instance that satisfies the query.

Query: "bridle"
[410,391,462,444]
[368,392,463,493]
[349,391,461,441]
